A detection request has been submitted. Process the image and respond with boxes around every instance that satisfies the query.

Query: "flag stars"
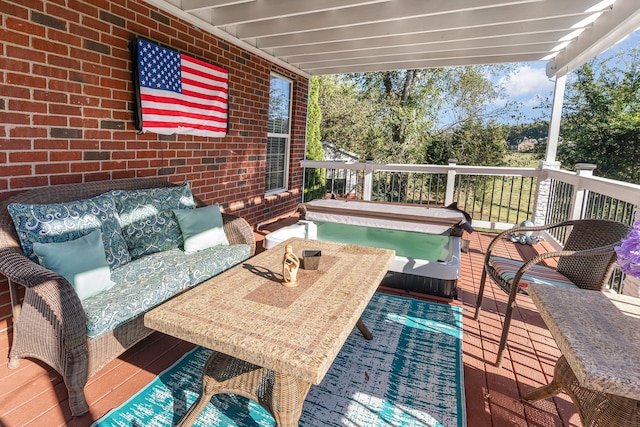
[137,40,182,92]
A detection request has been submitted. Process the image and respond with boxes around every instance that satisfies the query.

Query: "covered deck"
[0,217,581,426]
[1,1,639,426]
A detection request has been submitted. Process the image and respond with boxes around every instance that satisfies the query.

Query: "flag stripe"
[182,54,227,78]
[181,79,227,98]
[143,121,227,133]
[142,109,226,122]
[140,92,227,115]
[181,87,227,104]
[182,64,227,84]
[135,38,228,137]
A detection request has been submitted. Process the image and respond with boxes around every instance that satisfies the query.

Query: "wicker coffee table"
[145,237,394,427]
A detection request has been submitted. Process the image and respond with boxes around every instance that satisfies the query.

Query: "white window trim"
[265,72,293,196]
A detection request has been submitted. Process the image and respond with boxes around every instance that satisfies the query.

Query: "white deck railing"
[302,159,640,293]
[301,159,640,232]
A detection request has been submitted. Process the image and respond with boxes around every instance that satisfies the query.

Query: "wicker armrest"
[0,247,86,342]
[222,213,256,256]
[484,219,602,262]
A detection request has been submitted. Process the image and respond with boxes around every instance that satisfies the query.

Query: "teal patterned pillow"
[110,182,196,259]
[8,193,131,269]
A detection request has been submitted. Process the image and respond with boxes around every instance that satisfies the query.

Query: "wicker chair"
[0,178,256,416]
[474,219,631,367]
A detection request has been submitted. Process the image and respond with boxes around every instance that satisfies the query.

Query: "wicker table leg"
[178,351,311,427]
[522,375,562,402]
[523,356,640,427]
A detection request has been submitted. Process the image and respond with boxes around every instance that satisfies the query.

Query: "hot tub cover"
[300,199,472,235]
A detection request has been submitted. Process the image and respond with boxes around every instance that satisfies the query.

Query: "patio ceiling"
[146,0,640,78]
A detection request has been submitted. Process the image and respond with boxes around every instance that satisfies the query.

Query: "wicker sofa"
[0,178,256,416]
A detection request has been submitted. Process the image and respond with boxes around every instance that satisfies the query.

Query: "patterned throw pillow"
[110,182,196,259]
[8,192,132,269]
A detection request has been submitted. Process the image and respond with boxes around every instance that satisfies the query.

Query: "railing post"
[444,159,457,206]
[532,160,561,225]
[569,163,596,220]
[363,158,374,201]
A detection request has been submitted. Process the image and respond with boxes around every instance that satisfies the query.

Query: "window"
[266,74,292,194]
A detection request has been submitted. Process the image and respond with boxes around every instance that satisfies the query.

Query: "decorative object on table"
[301,249,322,270]
[508,220,540,245]
[615,217,640,278]
[475,219,632,368]
[92,293,466,427]
[281,244,300,287]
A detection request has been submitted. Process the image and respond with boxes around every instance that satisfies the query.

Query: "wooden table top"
[529,283,640,400]
[145,237,395,385]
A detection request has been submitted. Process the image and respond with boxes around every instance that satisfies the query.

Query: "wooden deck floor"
[0,215,582,426]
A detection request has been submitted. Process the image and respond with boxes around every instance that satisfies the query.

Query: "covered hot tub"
[264,199,472,298]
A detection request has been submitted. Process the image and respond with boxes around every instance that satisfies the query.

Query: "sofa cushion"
[174,204,229,253]
[33,229,115,301]
[182,242,250,284]
[82,243,251,338]
[7,193,131,269]
[110,182,195,259]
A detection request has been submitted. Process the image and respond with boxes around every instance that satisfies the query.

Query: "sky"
[491,28,640,125]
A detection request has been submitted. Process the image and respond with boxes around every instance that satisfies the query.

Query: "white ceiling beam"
[306,54,541,75]
[182,0,255,13]
[284,35,562,64]
[141,0,310,77]
[551,0,640,76]
[273,24,575,58]
[231,0,544,39]
[254,3,602,49]
[210,0,392,26]
[293,45,555,69]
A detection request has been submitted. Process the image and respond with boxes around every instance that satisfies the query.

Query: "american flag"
[134,38,228,137]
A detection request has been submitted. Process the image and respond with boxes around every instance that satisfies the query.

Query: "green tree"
[440,66,503,128]
[558,49,640,183]
[304,77,326,201]
[317,75,378,159]
[318,66,514,166]
[348,70,443,163]
[425,120,507,166]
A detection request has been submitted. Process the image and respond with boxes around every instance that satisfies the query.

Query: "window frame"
[265,72,293,195]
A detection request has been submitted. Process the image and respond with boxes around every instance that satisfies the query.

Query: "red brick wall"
[0,0,308,335]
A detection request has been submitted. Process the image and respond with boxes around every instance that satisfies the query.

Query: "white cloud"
[499,65,555,98]
[524,97,541,108]
[491,97,508,108]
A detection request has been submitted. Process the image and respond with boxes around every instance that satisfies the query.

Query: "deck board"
[0,215,584,427]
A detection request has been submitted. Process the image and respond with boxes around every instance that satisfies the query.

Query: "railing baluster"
[506,176,515,224]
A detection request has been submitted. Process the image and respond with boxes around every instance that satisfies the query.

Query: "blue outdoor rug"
[93,293,465,427]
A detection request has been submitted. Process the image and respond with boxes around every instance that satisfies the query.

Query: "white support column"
[362,159,374,201]
[445,159,457,206]
[532,160,561,226]
[532,72,567,225]
[545,74,567,163]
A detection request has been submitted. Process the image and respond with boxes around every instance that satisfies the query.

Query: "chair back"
[557,220,631,291]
